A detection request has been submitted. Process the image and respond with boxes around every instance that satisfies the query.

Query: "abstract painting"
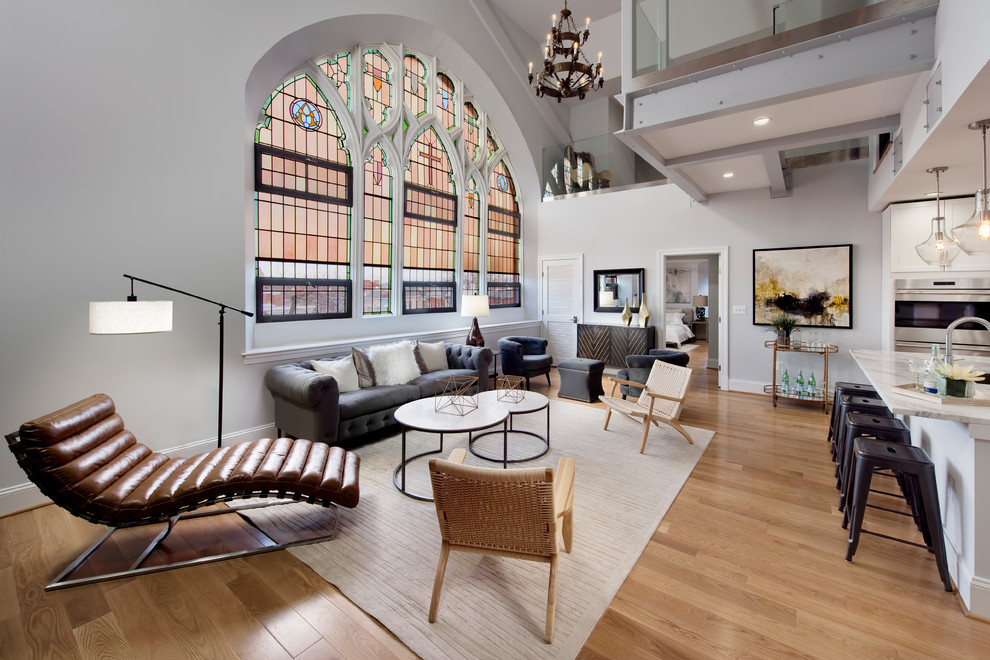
[665,268,691,303]
[753,244,852,328]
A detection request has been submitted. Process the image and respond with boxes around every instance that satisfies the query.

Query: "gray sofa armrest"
[445,344,494,391]
[264,361,341,443]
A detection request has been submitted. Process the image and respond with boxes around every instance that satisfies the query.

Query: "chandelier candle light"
[950,119,990,255]
[915,166,960,270]
[527,1,604,101]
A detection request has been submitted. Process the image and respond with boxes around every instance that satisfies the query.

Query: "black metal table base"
[469,406,551,466]
[393,421,508,502]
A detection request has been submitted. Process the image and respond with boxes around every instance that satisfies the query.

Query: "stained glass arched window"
[318,51,351,108]
[436,73,456,130]
[463,178,481,295]
[363,50,392,126]
[403,55,428,117]
[363,145,392,315]
[403,127,456,312]
[255,75,353,321]
[486,128,500,162]
[487,160,520,307]
[464,103,480,162]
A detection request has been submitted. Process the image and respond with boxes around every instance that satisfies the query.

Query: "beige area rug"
[244,400,713,660]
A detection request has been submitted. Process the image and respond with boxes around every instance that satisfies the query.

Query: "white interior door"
[541,255,583,360]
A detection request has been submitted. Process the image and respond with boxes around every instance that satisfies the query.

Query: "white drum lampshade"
[89,300,173,334]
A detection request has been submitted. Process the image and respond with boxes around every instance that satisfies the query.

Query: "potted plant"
[935,363,986,398]
[768,312,799,346]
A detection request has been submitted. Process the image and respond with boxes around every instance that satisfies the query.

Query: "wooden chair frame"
[601,359,694,452]
[427,448,574,643]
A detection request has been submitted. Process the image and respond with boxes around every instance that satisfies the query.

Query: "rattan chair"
[427,448,575,644]
[601,359,694,452]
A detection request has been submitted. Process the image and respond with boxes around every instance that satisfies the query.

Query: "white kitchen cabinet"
[888,197,990,272]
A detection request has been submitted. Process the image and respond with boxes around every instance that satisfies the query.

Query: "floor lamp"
[89,274,253,448]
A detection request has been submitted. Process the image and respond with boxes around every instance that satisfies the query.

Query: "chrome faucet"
[944,316,990,365]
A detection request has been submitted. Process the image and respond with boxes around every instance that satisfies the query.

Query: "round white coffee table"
[469,390,550,464]
[392,396,508,501]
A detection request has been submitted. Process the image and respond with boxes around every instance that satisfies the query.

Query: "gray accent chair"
[498,336,553,390]
[615,349,690,399]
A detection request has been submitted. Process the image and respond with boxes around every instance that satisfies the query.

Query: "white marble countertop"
[850,349,990,424]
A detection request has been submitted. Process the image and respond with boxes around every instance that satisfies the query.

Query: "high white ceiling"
[487,0,990,209]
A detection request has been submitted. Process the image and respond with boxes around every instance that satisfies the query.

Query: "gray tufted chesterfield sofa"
[264,343,493,446]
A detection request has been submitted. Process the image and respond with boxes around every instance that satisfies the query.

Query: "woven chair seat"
[601,360,694,453]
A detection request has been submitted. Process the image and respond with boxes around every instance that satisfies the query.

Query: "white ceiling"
[487,0,990,208]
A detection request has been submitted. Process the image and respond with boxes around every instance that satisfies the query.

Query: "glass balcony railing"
[542,134,665,199]
[633,0,888,79]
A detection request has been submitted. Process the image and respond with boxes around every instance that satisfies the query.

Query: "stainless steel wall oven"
[894,278,990,354]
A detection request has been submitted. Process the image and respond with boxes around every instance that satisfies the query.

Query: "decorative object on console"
[621,298,633,326]
[89,273,253,448]
[950,119,990,255]
[915,166,960,270]
[638,298,650,328]
[462,294,490,347]
[496,375,526,403]
[753,244,852,328]
[692,295,708,320]
[526,0,604,102]
[434,375,479,416]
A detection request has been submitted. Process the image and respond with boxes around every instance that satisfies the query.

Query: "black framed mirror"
[593,268,645,312]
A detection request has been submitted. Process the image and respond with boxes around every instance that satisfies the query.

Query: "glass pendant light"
[950,119,990,255]
[916,166,959,270]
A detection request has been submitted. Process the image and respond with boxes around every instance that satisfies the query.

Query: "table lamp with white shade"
[462,294,490,347]
[693,295,709,320]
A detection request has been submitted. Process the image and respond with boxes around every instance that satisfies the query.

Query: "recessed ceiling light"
[753,116,771,126]
[723,171,734,178]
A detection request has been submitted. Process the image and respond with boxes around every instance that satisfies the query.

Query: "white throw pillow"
[368,341,422,386]
[415,341,449,373]
[665,312,684,324]
[310,357,360,392]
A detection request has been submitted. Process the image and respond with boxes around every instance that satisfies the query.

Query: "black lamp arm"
[123,274,253,318]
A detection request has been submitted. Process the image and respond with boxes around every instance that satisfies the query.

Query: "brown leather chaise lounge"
[5,393,360,590]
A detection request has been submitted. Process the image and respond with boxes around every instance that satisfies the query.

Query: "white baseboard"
[729,378,767,395]
[0,423,278,518]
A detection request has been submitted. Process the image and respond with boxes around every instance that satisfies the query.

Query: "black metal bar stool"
[827,382,878,447]
[845,437,953,593]
[836,413,912,518]
[832,394,891,476]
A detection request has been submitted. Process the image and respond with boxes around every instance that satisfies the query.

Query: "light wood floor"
[3,342,989,658]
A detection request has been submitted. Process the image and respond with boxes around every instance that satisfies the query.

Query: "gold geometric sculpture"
[496,375,526,403]
[434,375,479,416]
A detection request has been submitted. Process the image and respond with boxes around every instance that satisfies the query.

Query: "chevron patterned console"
[576,323,656,367]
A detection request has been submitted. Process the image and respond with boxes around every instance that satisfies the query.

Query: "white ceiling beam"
[761,151,792,199]
[663,115,900,168]
[616,131,709,204]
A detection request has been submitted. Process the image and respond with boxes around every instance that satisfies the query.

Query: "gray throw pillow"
[352,347,376,388]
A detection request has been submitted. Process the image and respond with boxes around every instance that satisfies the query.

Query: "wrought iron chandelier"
[527,1,604,102]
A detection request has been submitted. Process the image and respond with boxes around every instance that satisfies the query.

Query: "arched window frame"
[252,43,521,325]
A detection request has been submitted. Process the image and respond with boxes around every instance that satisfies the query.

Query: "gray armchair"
[498,336,552,390]
[615,349,690,398]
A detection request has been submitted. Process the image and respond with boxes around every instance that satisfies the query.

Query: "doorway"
[659,247,728,390]
[539,254,583,360]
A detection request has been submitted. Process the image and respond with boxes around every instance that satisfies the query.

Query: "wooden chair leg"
[667,420,694,445]
[561,509,573,553]
[545,555,558,644]
[428,541,451,623]
[639,419,651,453]
[603,408,613,430]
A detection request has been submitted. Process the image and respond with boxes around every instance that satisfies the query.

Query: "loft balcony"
[617,0,940,202]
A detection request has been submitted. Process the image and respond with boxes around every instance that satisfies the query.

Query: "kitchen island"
[850,349,990,619]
